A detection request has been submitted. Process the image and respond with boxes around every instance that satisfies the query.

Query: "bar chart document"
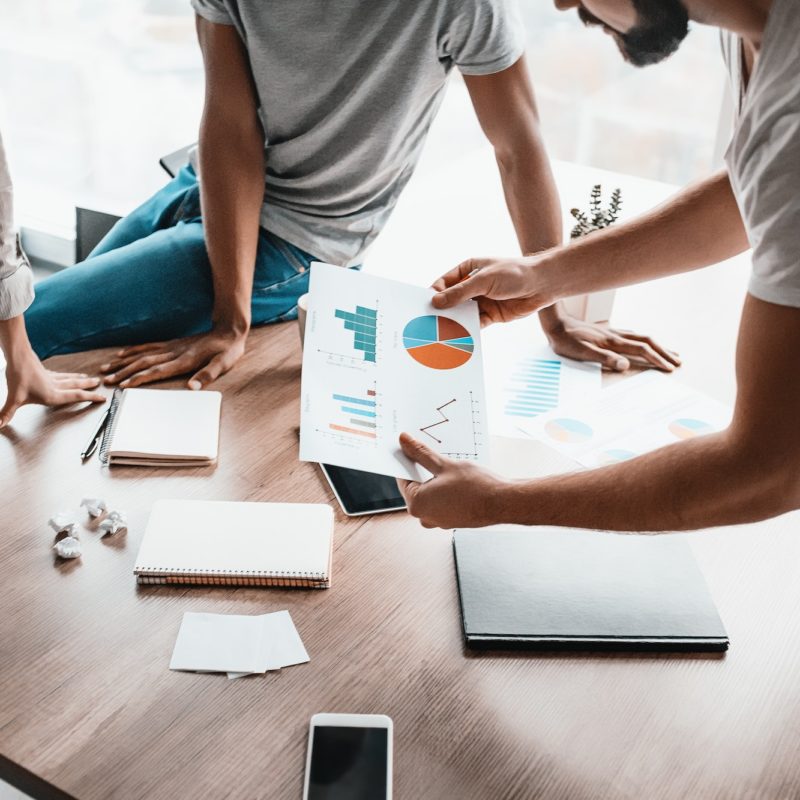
[518,371,732,468]
[299,263,487,480]
[481,316,602,438]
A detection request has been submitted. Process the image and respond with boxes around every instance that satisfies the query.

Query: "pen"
[81,407,110,462]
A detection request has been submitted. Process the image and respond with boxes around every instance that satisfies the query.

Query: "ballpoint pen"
[80,406,110,462]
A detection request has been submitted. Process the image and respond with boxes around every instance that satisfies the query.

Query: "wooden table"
[3,299,800,800]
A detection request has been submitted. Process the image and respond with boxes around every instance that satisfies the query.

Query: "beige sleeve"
[0,129,34,320]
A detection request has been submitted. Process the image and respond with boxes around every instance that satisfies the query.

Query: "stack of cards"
[170,610,309,679]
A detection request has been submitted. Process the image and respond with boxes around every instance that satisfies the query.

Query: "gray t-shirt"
[721,0,800,308]
[190,0,524,266]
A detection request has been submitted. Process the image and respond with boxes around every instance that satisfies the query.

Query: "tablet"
[319,464,406,517]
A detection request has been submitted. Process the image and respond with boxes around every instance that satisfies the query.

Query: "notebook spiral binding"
[98,388,125,465]
[135,568,329,588]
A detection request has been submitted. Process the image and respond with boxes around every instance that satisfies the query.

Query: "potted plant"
[561,184,622,323]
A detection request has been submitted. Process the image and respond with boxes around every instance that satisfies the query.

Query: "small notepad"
[135,500,334,588]
[170,612,265,673]
[169,610,310,677]
[99,388,221,467]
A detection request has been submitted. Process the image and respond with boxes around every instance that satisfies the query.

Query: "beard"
[579,0,690,67]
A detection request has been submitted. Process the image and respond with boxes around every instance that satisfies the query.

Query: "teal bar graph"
[335,305,377,363]
[505,358,562,418]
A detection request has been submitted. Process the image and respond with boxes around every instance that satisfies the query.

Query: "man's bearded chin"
[578,0,690,68]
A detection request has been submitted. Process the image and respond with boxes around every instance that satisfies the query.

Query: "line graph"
[417,392,482,459]
[420,399,457,444]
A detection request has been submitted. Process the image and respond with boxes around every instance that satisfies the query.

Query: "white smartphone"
[302,713,393,800]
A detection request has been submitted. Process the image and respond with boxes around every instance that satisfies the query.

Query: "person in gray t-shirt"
[399,0,800,533]
[20,0,673,393]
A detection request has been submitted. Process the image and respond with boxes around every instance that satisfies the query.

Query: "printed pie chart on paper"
[402,315,475,370]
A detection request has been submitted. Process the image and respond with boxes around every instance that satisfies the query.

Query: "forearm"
[198,115,264,334]
[494,135,566,330]
[0,314,31,359]
[497,431,794,532]
[536,170,750,306]
[496,136,561,256]
[498,295,800,532]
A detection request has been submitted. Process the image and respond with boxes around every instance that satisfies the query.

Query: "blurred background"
[0,0,728,261]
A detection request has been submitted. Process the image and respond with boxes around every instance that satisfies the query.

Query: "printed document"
[299,263,488,480]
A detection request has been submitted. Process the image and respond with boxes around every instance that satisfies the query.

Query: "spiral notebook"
[99,387,221,467]
[134,500,334,588]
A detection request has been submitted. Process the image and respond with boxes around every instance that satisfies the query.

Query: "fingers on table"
[52,375,101,389]
[613,331,682,367]
[115,341,171,358]
[189,352,232,390]
[54,388,107,405]
[103,353,176,384]
[576,341,631,372]
[119,357,193,388]
[607,334,677,372]
[49,371,90,379]
[0,399,20,427]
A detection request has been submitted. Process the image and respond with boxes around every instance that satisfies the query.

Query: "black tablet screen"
[321,464,406,515]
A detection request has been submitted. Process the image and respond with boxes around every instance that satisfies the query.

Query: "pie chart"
[669,418,714,440]
[403,315,474,370]
[545,417,593,444]
[596,448,637,465]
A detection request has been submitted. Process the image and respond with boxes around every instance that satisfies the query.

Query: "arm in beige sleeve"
[0,130,34,321]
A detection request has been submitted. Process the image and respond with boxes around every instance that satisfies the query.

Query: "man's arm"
[433,170,750,320]
[398,294,800,531]
[463,57,677,371]
[102,17,264,389]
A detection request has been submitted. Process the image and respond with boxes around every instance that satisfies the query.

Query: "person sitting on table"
[398,0,800,532]
[22,0,675,395]
[0,131,104,428]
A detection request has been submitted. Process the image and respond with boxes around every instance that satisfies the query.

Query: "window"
[521,5,727,185]
[0,0,203,232]
[0,1,727,247]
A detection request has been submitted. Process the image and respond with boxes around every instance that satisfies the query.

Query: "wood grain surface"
[2,314,800,800]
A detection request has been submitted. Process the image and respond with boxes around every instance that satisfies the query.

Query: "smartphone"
[319,464,406,516]
[303,713,393,800]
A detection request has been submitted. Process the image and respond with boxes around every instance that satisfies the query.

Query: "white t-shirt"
[721,0,800,308]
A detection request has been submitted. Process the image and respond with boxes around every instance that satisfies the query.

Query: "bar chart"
[335,305,378,363]
[329,389,378,439]
[505,358,563,418]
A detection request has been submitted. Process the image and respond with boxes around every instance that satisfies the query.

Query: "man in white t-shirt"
[400,0,800,532]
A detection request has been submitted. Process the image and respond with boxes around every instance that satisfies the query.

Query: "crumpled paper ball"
[81,497,108,518]
[53,536,82,559]
[99,510,127,536]
[48,511,78,536]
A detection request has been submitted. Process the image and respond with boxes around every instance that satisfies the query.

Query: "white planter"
[562,288,616,324]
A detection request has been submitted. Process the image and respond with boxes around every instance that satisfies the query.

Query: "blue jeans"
[26,166,324,360]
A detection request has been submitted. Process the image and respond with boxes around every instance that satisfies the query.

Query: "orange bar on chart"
[329,424,377,439]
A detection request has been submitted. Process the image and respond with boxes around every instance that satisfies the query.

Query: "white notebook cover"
[134,500,334,582]
[109,389,221,462]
